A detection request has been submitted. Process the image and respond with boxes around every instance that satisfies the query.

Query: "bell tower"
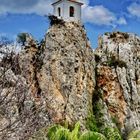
[52,0,83,22]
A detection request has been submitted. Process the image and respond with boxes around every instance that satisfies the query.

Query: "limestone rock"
[0,34,50,140]
[0,22,95,139]
[38,22,95,128]
[95,32,140,137]
[1,24,140,140]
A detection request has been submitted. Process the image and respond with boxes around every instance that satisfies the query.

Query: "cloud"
[0,0,52,15]
[0,0,127,26]
[0,0,88,15]
[82,5,116,26]
[82,0,127,26]
[127,3,140,18]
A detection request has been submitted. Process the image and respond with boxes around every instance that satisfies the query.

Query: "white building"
[52,0,83,22]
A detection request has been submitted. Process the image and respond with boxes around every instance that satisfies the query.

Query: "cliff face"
[38,22,95,128]
[0,36,51,140]
[95,32,140,137]
[0,22,95,139]
[0,22,140,140]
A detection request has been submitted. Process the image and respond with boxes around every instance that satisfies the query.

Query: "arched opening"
[58,7,61,17]
[70,6,74,17]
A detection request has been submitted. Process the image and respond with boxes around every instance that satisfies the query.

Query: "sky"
[0,0,140,48]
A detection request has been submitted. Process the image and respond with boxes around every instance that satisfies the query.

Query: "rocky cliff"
[39,22,95,128]
[95,32,140,137]
[0,22,95,140]
[0,22,140,140]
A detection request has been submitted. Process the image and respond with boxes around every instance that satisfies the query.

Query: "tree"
[17,33,27,46]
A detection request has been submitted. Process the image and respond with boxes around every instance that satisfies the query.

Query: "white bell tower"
[52,0,83,22]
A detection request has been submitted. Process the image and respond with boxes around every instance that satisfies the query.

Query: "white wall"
[53,1,64,18]
[53,0,82,22]
[65,0,81,22]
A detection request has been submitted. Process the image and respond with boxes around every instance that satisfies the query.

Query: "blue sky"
[0,0,140,48]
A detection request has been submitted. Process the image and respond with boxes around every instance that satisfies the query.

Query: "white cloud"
[0,0,52,15]
[82,5,116,26]
[127,3,140,17]
[31,0,52,15]
[0,0,127,26]
[82,2,127,26]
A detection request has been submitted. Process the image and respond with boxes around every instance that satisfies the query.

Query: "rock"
[0,25,140,140]
[0,34,50,140]
[95,32,140,137]
[38,22,95,128]
[0,22,95,139]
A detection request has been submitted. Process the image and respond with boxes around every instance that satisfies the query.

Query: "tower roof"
[52,0,84,6]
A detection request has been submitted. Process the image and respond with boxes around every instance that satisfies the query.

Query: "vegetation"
[29,121,124,140]
[102,127,122,140]
[0,40,46,139]
[106,32,130,43]
[127,130,140,140]
[86,112,98,132]
[111,117,122,131]
[17,33,27,46]
[80,131,106,140]
[91,88,122,140]
[108,32,129,40]
[47,122,80,140]
[47,14,65,26]
[41,122,106,140]
[92,88,104,128]
[109,32,117,39]
[107,55,127,68]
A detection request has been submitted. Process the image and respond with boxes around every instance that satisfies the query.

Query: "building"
[52,0,83,22]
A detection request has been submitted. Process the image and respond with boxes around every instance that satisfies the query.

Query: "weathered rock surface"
[0,23,140,140]
[95,32,140,137]
[0,22,95,139]
[0,35,50,140]
[38,22,95,128]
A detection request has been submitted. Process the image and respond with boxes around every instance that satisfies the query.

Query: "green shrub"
[48,125,70,140]
[47,122,107,140]
[107,56,127,68]
[86,112,98,132]
[47,122,80,140]
[103,127,122,140]
[30,122,123,140]
[69,122,80,140]
[128,138,140,140]
[79,131,106,140]
[128,130,140,140]
[111,117,121,131]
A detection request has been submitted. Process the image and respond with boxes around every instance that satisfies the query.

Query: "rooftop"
[52,0,84,5]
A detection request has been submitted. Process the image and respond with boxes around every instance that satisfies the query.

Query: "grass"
[107,56,127,68]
